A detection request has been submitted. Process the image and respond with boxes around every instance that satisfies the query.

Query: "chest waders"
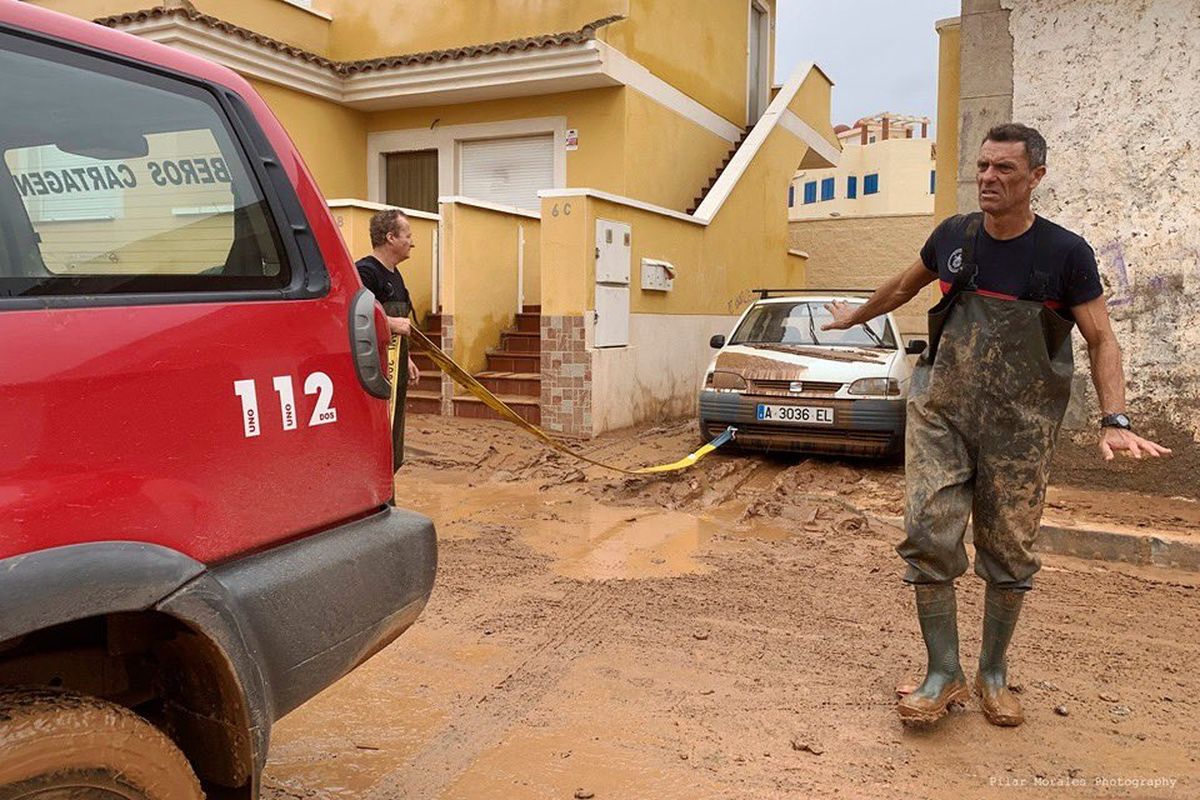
[896,213,1075,726]
[385,299,411,472]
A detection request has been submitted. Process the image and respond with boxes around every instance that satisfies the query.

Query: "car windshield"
[729,301,896,349]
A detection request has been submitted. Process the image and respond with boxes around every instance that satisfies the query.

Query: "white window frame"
[366,117,567,214]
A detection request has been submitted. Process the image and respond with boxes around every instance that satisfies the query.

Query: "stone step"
[514,312,541,333]
[475,371,541,397]
[452,394,541,424]
[486,350,540,373]
[499,330,541,353]
[406,390,442,415]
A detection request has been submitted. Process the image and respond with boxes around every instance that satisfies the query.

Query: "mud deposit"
[263,418,1199,799]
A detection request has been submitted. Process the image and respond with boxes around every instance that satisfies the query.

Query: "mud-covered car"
[699,292,926,457]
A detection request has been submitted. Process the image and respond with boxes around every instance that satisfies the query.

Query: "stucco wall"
[367,88,627,200]
[591,313,739,434]
[623,89,732,212]
[789,213,938,339]
[251,80,368,200]
[1002,0,1200,448]
[440,201,533,375]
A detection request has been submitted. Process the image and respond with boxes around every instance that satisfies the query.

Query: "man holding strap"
[823,123,1169,727]
[357,209,421,469]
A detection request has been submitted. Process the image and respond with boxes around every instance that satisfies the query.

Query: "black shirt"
[355,255,411,314]
[920,214,1103,313]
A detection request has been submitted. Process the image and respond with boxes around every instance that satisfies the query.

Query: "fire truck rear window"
[0,33,290,297]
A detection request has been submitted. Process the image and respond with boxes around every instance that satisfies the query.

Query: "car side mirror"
[709,334,726,349]
[905,339,927,355]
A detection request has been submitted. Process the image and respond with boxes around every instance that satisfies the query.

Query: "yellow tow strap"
[387,328,736,475]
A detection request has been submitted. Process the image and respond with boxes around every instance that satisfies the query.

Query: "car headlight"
[705,370,748,392]
[847,377,900,396]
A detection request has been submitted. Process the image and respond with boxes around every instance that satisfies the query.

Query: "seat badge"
[789,381,804,393]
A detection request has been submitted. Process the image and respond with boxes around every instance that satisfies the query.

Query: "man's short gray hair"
[983,123,1047,169]
[368,208,409,248]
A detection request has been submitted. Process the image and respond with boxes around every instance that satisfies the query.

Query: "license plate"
[756,404,834,425]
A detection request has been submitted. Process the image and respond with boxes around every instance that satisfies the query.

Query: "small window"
[820,177,835,202]
[1,33,291,299]
[930,169,936,194]
[803,181,817,204]
[868,135,877,144]
[787,185,795,208]
[847,175,858,199]
[864,173,880,195]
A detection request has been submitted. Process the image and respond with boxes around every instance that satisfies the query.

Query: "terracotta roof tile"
[93,5,624,77]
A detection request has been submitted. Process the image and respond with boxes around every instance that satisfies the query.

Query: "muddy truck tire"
[0,687,203,799]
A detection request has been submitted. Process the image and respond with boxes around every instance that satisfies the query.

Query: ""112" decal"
[233,372,337,437]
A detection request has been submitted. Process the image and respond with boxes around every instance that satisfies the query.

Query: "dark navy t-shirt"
[355,255,411,313]
[920,214,1103,313]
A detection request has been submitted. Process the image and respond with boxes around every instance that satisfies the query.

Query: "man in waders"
[356,209,421,470]
[823,123,1170,727]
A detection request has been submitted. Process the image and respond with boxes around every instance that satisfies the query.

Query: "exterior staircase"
[406,311,445,415]
[686,126,754,215]
[452,305,542,424]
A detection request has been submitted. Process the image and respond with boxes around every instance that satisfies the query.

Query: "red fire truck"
[0,2,436,796]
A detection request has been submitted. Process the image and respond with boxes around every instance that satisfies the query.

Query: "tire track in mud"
[364,580,617,800]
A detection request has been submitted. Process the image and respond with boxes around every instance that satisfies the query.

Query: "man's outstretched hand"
[822,301,858,331]
[1099,427,1171,461]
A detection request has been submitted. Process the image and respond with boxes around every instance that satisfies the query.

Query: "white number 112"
[233,372,337,438]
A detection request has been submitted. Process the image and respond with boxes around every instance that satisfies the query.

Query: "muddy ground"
[263,417,1199,799]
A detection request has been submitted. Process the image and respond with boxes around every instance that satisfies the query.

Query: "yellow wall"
[440,201,534,374]
[790,213,937,338]
[322,0,628,61]
[607,0,774,126]
[331,203,437,322]
[521,220,542,306]
[31,0,332,54]
[934,18,962,224]
[540,135,808,319]
[251,80,368,200]
[622,89,732,212]
[792,137,935,219]
[367,88,627,197]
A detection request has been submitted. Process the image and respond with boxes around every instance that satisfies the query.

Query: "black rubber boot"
[897,582,968,723]
[975,585,1025,726]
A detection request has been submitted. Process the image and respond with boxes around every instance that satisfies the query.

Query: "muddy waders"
[386,299,411,472]
[897,214,1074,725]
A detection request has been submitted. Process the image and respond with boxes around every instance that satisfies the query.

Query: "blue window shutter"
[864,173,879,195]
[847,176,857,199]
[803,181,817,204]
[788,185,795,207]
[930,169,936,194]
[820,177,835,201]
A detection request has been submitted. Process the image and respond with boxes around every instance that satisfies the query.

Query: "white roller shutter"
[459,135,554,211]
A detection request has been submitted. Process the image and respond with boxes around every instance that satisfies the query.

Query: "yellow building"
[790,112,934,220]
[36,0,840,437]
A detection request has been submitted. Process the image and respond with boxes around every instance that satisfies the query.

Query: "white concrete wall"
[1002,0,1200,441]
[590,313,740,435]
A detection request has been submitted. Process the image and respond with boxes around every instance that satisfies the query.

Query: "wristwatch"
[1100,412,1132,431]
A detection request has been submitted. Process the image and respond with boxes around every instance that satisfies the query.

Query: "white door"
[459,134,554,211]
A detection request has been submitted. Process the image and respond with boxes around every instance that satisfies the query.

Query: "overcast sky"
[774,0,960,129]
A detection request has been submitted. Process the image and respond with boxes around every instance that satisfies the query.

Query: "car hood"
[712,343,898,383]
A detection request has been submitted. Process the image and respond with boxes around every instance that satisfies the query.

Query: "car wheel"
[0,687,203,800]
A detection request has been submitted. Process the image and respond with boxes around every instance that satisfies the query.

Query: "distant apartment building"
[789,112,935,219]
